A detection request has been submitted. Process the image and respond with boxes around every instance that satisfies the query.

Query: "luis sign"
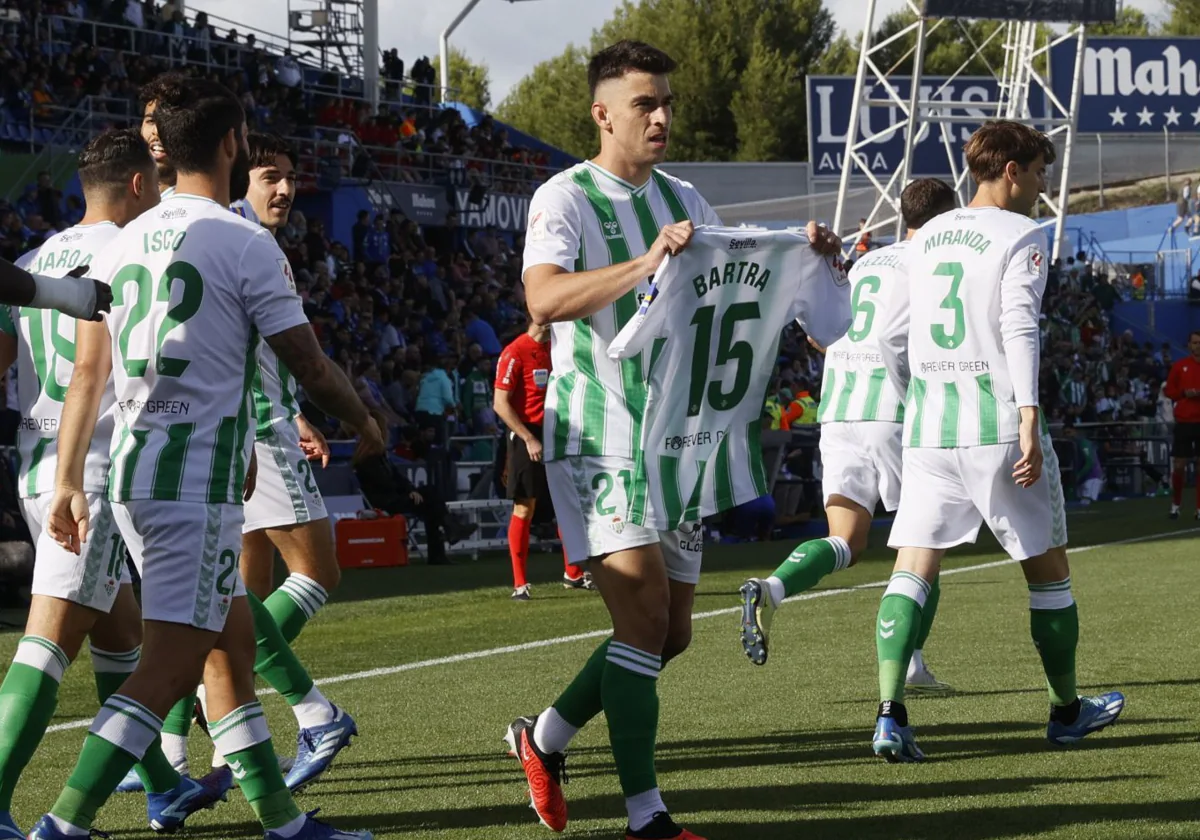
[806,76,1039,180]
[1050,37,1200,133]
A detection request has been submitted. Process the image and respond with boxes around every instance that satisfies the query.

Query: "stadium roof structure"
[830,0,1109,260]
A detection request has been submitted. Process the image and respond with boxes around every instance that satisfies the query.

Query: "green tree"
[498,0,835,162]
[434,46,492,111]
[1089,6,1153,36]
[1164,0,1200,34]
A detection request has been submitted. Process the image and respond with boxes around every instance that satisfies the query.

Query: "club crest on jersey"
[104,579,116,597]
[603,219,623,240]
[1028,246,1046,279]
[609,514,625,534]
[528,209,547,241]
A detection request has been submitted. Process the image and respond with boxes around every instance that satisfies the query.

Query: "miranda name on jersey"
[923,228,993,255]
[691,260,770,297]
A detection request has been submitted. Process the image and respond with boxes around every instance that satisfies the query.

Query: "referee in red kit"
[494,318,593,599]
[1164,330,1200,519]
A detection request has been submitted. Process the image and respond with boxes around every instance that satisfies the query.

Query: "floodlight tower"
[440,0,545,104]
[831,0,1114,260]
[288,1,375,108]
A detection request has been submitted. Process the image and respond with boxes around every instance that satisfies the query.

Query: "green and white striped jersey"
[6,223,120,496]
[608,227,851,529]
[879,206,1048,449]
[522,161,721,462]
[93,194,310,504]
[817,241,910,425]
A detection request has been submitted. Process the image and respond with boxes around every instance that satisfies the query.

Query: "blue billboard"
[807,76,1044,180]
[1050,37,1200,134]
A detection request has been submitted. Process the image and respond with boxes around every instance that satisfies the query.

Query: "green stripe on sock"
[249,592,315,705]
[0,661,61,810]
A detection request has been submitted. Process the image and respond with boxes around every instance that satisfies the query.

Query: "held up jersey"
[608,226,851,529]
[91,194,309,504]
[817,241,909,425]
[6,222,121,496]
[879,206,1048,449]
[522,160,721,463]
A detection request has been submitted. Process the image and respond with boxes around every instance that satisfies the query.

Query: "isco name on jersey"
[92,194,309,504]
[7,223,121,497]
[609,226,851,529]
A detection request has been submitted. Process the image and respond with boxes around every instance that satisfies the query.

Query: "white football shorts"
[546,455,703,585]
[114,500,246,632]
[22,492,129,613]
[819,421,903,513]
[888,433,1068,561]
[243,424,328,533]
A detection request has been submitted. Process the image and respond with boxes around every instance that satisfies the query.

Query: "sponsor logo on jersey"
[665,429,725,450]
[603,219,623,240]
[533,369,549,388]
[528,209,547,241]
[728,237,757,250]
[161,208,187,220]
[278,258,296,291]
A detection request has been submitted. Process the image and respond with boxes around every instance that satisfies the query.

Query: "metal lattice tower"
[831,0,1088,260]
[287,0,364,78]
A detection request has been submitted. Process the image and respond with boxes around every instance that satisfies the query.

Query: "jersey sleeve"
[495,343,521,391]
[788,247,852,350]
[877,261,912,398]
[607,253,673,360]
[522,182,584,276]
[697,196,722,227]
[239,231,309,338]
[1000,228,1048,409]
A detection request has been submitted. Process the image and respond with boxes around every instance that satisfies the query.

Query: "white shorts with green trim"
[546,455,703,585]
[114,500,246,632]
[243,424,328,533]
[22,492,130,613]
[887,433,1067,561]
[819,421,903,513]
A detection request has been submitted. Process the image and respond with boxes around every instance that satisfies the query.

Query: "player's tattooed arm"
[0,259,112,321]
[265,324,385,461]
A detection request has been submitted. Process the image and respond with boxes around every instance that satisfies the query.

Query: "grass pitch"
[4,498,1200,839]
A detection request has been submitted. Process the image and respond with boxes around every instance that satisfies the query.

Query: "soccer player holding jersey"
[505,41,720,840]
[739,179,957,696]
[871,121,1124,763]
[494,319,592,599]
[28,78,380,840]
[0,130,230,839]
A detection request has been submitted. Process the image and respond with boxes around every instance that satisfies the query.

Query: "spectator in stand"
[415,354,459,444]
[362,214,390,267]
[854,218,872,254]
[460,353,494,434]
[463,307,501,356]
[1164,330,1200,519]
[276,49,302,88]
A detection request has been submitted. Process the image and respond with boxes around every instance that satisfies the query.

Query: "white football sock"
[270,813,307,838]
[764,576,786,608]
[161,732,190,774]
[48,815,88,836]
[293,685,336,729]
[532,707,578,755]
[626,787,667,832]
[907,649,926,678]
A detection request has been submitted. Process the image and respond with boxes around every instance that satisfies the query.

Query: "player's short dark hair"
[901,178,957,230]
[247,132,297,171]
[77,128,154,196]
[588,40,677,97]
[138,71,186,109]
[151,78,245,174]
[964,120,1057,183]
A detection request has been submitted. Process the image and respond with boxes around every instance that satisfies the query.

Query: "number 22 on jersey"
[110,261,203,377]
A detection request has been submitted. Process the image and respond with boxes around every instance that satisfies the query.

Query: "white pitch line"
[43,525,1199,735]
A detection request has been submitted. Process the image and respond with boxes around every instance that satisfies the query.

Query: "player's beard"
[229,146,251,203]
[157,161,177,188]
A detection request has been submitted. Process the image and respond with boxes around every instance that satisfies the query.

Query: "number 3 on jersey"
[931,261,966,350]
[111,262,203,377]
[687,303,760,416]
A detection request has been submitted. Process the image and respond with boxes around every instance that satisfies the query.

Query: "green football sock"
[248,592,315,705]
[602,642,661,797]
[768,536,852,600]
[1029,579,1079,706]
[91,647,180,795]
[265,573,329,643]
[163,694,195,737]
[210,702,301,829]
[876,572,930,704]
[0,636,69,811]
[914,575,941,650]
[553,639,609,728]
[52,695,162,830]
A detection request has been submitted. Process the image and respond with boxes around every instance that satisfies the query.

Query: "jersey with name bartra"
[91,194,309,504]
[817,240,909,425]
[6,223,120,497]
[523,160,721,463]
[883,206,1048,449]
[609,226,851,529]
